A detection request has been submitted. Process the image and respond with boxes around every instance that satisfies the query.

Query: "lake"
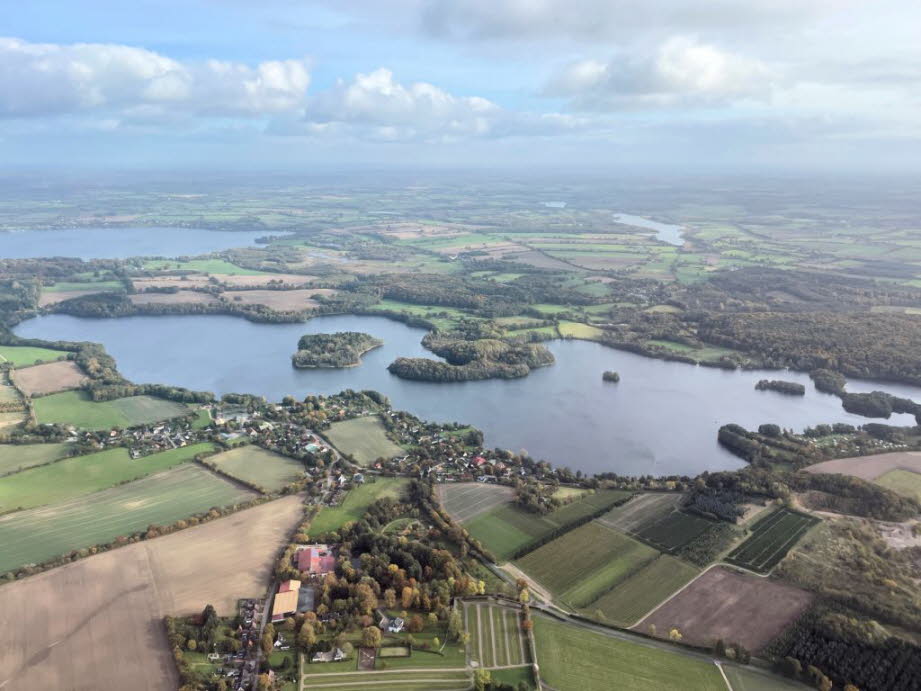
[14,313,919,476]
[0,226,276,260]
[613,213,685,246]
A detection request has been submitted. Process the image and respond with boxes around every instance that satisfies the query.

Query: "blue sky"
[3,0,920,172]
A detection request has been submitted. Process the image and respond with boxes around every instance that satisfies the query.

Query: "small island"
[291,331,383,369]
[602,370,620,382]
[755,379,806,396]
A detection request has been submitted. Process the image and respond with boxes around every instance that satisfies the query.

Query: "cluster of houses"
[270,544,338,623]
[60,416,203,458]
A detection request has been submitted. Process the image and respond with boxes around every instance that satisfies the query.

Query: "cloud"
[0,37,311,118]
[546,37,776,110]
[297,67,586,141]
[420,0,851,41]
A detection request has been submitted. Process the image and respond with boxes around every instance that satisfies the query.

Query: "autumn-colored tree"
[383,588,397,609]
[668,628,682,642]
[260,631,274,659]
[297,623,317,651]
[362,626,382,648]
[448,610,463,641]
[474,669,492,691]
[521,619,533,632]
[401,585,414,609]
[407,615,424,633]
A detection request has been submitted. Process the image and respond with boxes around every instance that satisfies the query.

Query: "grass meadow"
[0,463,254,574]
[0,442,72,476]
[309,477,409,536]
[32,391,191,429]
[0,345,68,367]
[209,445,305,491]
[324,416,404,465]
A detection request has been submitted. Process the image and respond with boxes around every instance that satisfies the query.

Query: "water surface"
[0,226,274,260]
[613,213,685,246]
[15,313,919,476]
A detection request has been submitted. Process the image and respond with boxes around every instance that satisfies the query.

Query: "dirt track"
[0,495,304,691]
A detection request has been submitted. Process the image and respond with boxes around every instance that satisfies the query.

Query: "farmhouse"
[379,615,405,633]
[311,648,346,663]
[296,544,336,575]
[271,579,301,622]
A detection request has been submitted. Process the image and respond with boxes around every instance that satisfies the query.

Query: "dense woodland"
[291,331,382,368]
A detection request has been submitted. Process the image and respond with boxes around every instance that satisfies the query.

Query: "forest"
[291,331,382,368]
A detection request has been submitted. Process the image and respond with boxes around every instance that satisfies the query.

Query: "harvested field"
[637,567,814,651]
[516,521,658,608]
[221,288,337,311]
[11,360,87,396]
[598,493,682,533]
[212,273,316,287]
[0,442,71,476]
[129,290,219,305]
[0,411,23,430]
[209,445,305,491]
[725,508,820,573]
[464,602,528,669]
[585,555,700,627]
[0,495,303,691]
[131,276,210,290]
[324,415,403,465]
[0,461,251,574]
[804,451,921,481]
[436,482,514,522]
[533,615,725,691]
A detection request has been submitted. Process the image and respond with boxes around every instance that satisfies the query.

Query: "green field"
[44,280,124,292]
[324,416,404,466]
[0,345,68,367]
[465,490,632,561]
[0,463,254,574]
[0,442,215,512]
[465,602,529,669]
[634,511,717,552]
[309,477,409,535]
[875,468,921,502]
[532,616,725,691]
[209,445,305,491]
[557,321,604,340]
[295,670,471,690]
[32,390,191,429]
[0,442,71,476]
[516,521,658,607]
[583,555,699,626]
[722,666,809,691]
[725,508,820,573]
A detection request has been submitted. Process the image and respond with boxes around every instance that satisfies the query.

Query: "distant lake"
[16,313,920,477]
[0,226,276,260]
[613,213,685,246]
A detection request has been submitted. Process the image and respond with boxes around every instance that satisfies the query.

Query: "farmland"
[516,521,658,607]
[637,567,814,651]
[598,492,682,533]
[308,477,409,535]
[532,616,726,691]
[0,344,68,367]
[0,462,254,574]
[436,481,515,522]
[722,666,809,691]
[804,450,921,481]
[0,442,71,476]
[0,495,303,691]
[297,669,473,690]
[725,508,820,573]
[11,360,87,396]
[463,601,529,668]
[209,444,305,491]
[875,468,921,501]
[633,510,717,552]
[464,489,632,561]
[32,390,191,429]
[0,442,215,512]
[585,555,700,626]
[324,415,404,465]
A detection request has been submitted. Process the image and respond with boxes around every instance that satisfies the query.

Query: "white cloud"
[547,37,776,110]
[0,37,311,118]
[300,67,581,141]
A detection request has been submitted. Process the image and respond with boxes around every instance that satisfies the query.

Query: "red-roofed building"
[296,544,336,575]
[473,456,487,467]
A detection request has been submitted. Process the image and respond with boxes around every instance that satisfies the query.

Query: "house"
[388,617,405,633]
[271,579,301,622]
[473,456,487,468]
[296,545,336,575]
[311,648,345,663]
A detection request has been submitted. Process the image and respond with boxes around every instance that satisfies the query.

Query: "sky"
[2,0,920,173]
